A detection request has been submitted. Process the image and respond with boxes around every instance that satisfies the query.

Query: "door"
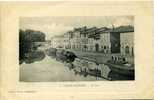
[110,32,120,53]
[95,44,99,52]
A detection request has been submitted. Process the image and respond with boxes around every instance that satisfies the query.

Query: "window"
[104,46,106,49]
[123,58,126,62]
[84,34,86,37]
[125,46,129,54]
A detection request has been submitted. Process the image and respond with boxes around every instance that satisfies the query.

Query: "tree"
[19,29,46,62]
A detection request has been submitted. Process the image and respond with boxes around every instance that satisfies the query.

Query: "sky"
[20,16,134,40]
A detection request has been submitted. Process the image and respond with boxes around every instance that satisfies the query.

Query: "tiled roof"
[74,26,87,32]
[85,27,97,33]
[68,30,73,33]
[87,25,134,38]
[53,25,134,39]
[111,25,134,33]
[96,27,111,33]
[87,27,109,38]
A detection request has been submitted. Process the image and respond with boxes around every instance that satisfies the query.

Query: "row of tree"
[19,29,46,62]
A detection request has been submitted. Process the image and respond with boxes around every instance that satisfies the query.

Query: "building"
[86,27,98,52]
[69,30,79,50]
[50,25,134,57]
[69,26,88,51]
[109,25,134,63]
[79,26,88,51]
[63,32,72,49]
[96,27,111,53]
[87,25,134,55]
[87,27,111,53]
[119,25,134,56]
[87,38,95,51]
[51,35,64,48]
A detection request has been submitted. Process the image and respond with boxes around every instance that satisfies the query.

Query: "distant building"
[63,32,72,49]
[51,35,64,48]
[70,28,81,50]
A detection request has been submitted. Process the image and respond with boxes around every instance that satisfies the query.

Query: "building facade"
[120,32,134,56]
[99,32,111,53]
[112,25,134,56]
[51,35,64,48]
[51,25,134,57]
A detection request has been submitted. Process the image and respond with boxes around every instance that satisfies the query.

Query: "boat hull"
[106,63,134,77]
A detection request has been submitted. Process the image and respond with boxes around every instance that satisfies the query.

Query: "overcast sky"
[20,16,134,40]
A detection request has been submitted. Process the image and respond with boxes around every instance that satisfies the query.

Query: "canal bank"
[20,54,107,82]
[20,47,134,82]
[58,49,134,80]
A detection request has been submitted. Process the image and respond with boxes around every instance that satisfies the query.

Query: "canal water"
[20,50,111,82]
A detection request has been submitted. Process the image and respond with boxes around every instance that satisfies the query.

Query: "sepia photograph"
[19,16,134,82]
[1,1,154,100]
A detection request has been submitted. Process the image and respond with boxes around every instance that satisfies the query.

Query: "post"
[96,63,99,80]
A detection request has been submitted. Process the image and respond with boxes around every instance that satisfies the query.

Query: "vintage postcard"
[19,16,134,82]
[0,1,154,100]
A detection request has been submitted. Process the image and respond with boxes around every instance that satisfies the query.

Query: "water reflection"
[20,48,134,81]
[21,50,45,64]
